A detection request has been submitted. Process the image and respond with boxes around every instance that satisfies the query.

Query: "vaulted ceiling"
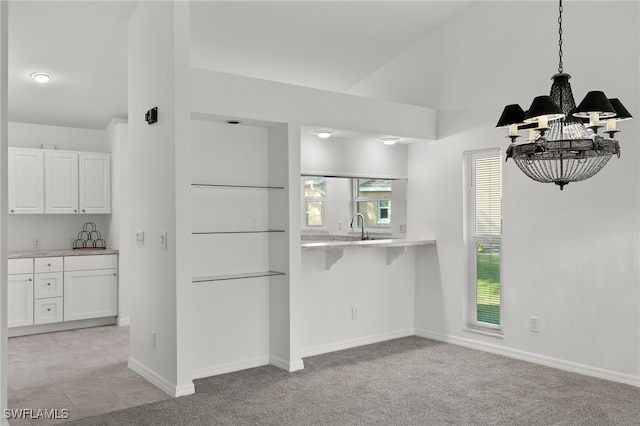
[7,1,471,130]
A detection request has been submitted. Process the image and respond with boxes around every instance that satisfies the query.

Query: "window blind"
[467,151,502,330]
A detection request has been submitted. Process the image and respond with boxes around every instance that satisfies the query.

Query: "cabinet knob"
[28,278,32,282]
[10,210,14,213]
[47,308,51,312]
[47,282,51,286]
[47,263,51,267]
[74,209,77,213]
[82,209,86,213]
[113,273,117,276]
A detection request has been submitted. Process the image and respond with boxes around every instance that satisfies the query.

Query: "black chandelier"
[497,0,632,190]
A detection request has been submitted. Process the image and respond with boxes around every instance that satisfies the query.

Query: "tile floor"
[7,325,170,425]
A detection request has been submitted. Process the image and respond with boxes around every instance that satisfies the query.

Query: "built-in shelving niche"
[189,115,290,377]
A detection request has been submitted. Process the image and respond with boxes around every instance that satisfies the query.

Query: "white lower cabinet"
[64,255,118,321]
[8,273,34,327]
[7,253,118,330]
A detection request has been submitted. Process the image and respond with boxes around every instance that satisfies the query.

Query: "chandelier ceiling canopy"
[497,0,632,190]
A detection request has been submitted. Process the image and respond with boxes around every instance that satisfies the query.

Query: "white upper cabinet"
[45,151,79,214]
[8,148,44,214]
[79,153,111,214]
[8,148,111,215]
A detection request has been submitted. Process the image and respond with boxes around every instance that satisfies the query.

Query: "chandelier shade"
[609,98,633,121]
[499,0,631,190]
[523,96,564,123]
[496,104,525,128]
[573,91,617,120]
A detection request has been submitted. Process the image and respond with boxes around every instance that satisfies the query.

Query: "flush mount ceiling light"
[380,137,400,145]
[313,130,333,139]
[497,0,632,190]
[29,72,52,83]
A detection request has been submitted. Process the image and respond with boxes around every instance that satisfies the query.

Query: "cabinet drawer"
[64,254,117,271]
[34,297,63,324]
[34,272,63,299]
[8,258,33,275]
[35,257,63,273]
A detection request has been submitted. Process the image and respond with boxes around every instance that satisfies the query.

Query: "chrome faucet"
[350,213,368,240]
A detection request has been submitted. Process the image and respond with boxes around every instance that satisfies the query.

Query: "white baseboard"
[128,357,195,397]
[8,317,117,337]
[192,356,270,380]
[270,355,304,372]
[117,317,130,326]
[301,328,415,358]
[415,328,640,388]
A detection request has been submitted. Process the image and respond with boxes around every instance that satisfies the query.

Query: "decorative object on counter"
[497,0,632,190]
[73,222,107,249]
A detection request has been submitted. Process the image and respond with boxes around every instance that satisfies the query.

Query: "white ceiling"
[7,1,472,130]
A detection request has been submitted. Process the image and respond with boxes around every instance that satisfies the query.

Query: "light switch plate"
[160,232,167,249]
[136,230,145,246]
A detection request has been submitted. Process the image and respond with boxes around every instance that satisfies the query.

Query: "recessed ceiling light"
[30,72,52,83]
[313,130,333,139]
[380,137,400,145]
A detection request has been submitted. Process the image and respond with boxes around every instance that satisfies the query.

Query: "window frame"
[464,148,503,335]
[352,178,393,229]
[303,176,327,228]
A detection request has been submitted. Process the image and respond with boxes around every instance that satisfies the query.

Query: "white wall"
[300,247,417,356]
[7,122,111,251]
[301,133,409,179]
[0,1,8,420]
[188,67,437,373]
[127,0,194,396]
[9,122,108,152]
[106,119,129,324]
[354,1,639,384]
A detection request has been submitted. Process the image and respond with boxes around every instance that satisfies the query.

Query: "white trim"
[8,316,116,337]
[116,316,130,326]
[463,327,503,339]
[192,356,269,380]
[301,328,414,358]
[415,328,640,388]
[270,355,304,372]
[128,357,195,397]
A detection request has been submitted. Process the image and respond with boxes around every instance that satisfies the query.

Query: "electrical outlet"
[338,222,342,231]
[160,231,168,249]
[529,317,540,333]
[399,224,407,234]
[151,331,156,349]
[351,307,359,320]
[32,238,41,249]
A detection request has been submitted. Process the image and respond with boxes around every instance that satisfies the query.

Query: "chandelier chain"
[558,0,563,73]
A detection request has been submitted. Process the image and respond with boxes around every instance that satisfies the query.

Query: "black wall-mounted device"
[145,107,158,125]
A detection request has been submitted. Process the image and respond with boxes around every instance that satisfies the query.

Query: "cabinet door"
[8,148,44,214]
[8,273,34,327]
[45,151,78,214]
[64,268,117,321]
[79,153,110,214]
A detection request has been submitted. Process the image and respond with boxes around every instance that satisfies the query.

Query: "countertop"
[8,249,118,259]
[301,236,435,250]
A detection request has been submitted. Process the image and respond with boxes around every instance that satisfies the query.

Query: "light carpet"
[65,336,640,425]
